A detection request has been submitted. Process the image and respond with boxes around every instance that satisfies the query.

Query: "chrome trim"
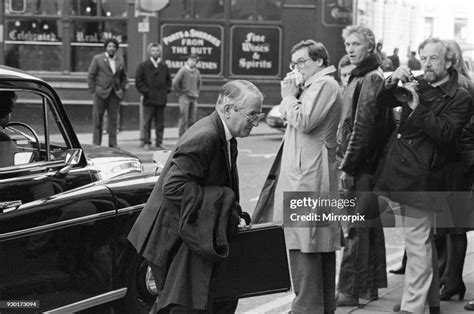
[117,204,145,216]
[44,288,127,313]
[0,210,116,241]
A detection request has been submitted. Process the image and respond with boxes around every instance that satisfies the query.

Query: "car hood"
[81,144,143,180]
[81,144,139,160]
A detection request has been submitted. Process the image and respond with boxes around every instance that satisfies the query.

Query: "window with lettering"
[71,20,128,72]
[230,26,281,77]
[161,24,223,76]
[3,0,128,72]
[4,18,63,71]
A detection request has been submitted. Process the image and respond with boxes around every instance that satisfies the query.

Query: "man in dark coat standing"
[135,42,171,150]
[375,38,472,314]
[127,80,263,313]
[87,38,128,148]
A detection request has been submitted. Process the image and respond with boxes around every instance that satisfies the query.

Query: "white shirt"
[150,57,161,68]
[106,53,116,74]
[219,114,233,165]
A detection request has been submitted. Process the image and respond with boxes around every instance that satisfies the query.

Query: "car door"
[0,86,117,311]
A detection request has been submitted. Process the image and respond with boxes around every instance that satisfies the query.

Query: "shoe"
[389,264,406,275]
[139,142,145,148]
[144,144,152,151]
[359,288,378,301]
[440,282,466,301]
[156,144,168,150]
[392,304,412,313]
[335,292,359,306]
[465,300,474,311]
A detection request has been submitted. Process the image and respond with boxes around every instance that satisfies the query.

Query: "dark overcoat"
[127,111,240,310]
[135,59,171,106]
[375,71,472,209]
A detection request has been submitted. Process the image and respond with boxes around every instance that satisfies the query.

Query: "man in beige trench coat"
[273,39,343,314]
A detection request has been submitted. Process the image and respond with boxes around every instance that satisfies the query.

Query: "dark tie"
[230,137,238,172]
[230,137,239,202]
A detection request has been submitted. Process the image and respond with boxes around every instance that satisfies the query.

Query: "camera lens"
[394,86,413,103]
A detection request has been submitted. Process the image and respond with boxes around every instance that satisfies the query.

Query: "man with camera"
[375,38,472,314]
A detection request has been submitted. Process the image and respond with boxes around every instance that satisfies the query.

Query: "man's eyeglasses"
[289,57,312,70]
[232,105,265,125]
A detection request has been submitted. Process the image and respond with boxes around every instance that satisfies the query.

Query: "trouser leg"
[92,95,106,145]
[107,94,119,147]
[178,95,190,137]
[155,106,165,146]
[401,205,438,313]
[141,105,154,145]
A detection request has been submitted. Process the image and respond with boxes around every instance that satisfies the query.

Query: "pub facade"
[0,0,352,129]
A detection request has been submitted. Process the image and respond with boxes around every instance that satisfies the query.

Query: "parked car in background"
[0,65,290,313]
[265,105,286,131]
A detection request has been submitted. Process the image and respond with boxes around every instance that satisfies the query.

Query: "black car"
[0,66,290,313]
[0,65,160,313]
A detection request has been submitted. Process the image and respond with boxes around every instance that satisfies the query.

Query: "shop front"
[0,0,352,130]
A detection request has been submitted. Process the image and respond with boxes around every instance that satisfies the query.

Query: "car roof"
[0,65,44,83]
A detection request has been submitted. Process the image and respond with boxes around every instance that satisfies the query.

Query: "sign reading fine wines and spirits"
[230,26,281,77]
[161,24,223,76]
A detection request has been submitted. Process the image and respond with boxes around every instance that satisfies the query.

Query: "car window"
[0,89,68,169]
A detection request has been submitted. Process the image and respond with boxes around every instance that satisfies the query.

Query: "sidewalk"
[75,122,283,162]
[339,231,474,314]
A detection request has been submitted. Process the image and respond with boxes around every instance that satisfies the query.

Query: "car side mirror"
[14,152,34,165]
[57,149,83,176]
[65,148,82,166]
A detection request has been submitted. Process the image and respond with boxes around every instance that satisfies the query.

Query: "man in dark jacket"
[135,43,171,150]
[375,38,472,314]
[336,25,394,307]
[127,80,263,313]
[87,38,128,148]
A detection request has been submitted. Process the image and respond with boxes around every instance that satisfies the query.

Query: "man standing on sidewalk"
[172,53,202,137]
[87,38,128,148]
[135,42,171,150]
[375,38,472,314]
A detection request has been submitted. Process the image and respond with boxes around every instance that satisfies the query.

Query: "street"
[141,133,407,313]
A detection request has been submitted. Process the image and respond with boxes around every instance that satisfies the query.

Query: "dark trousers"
[92,93,119,147]
[337,173,387,295]
[140,105,165,146]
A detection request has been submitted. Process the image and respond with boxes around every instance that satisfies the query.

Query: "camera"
[394,76,420,103]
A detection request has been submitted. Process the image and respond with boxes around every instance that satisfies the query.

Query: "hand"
[340,171,354,190]
[240,211,251,226]
[280,76,299,99]
[403,82,420,110]
[390,66,413,84]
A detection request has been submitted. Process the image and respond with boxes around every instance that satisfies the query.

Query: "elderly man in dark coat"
[127,80,264,313]
[375,38,472,314]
